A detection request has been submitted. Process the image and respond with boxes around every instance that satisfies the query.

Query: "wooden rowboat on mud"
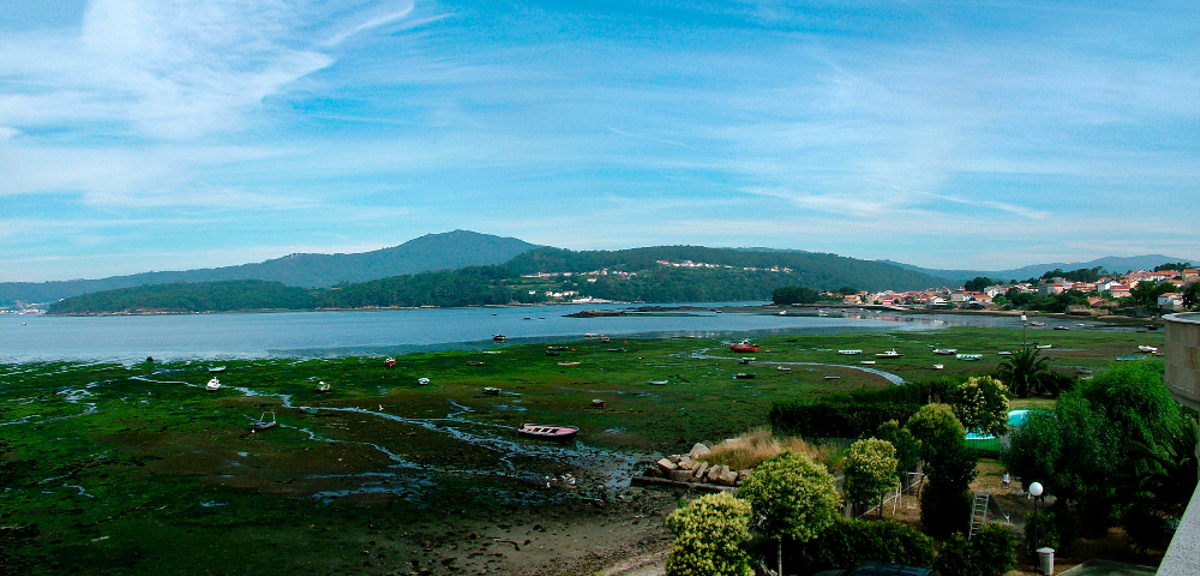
[517,423,579,441]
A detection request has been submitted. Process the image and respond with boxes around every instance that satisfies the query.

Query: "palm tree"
[996,347,1052,398]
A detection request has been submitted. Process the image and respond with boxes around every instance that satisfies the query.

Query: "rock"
[693,462,710,480]
[678,457,695,470]
[689,443,712,459]
[668,455,683,464]
[706,465,726,483]
[668,469,694,482]
[657,458,677,472]
[737,470,752,482]
[718,470,739,486]
[644,467,663,478]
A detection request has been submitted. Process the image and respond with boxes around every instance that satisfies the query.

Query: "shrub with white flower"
[952,376,1010,438]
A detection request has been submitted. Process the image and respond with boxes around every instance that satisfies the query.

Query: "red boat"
[729,339,761,353]
[517,423,579,441]
[385,357,396,367]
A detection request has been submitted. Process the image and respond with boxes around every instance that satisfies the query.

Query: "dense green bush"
[783,519,936,574]
[663,492,754,576]
[843,438,899,514]
[934,524,1017,576]
[1023,510,1060,556]
[769,401,921,438]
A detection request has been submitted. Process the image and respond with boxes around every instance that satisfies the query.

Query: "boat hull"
[730,345,761,353]
[517,423,578,441]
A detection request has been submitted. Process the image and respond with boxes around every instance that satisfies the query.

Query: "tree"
[996,347,1053,398]
[876,420,920,484]
[664,492,755,576]
[963,276,993,292]
[836,286,858,296]
[1184,281,1200,310]
[843,438,899,517]
[906,404,964,464]
[772,285,819,305]
[950,376,1010,438]
[906,404,978,536]
[1153,262,1191,273]
[738,451,841,576]
[1129,280,1172,309]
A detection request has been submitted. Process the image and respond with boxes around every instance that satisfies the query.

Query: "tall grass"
[699,427,840,471]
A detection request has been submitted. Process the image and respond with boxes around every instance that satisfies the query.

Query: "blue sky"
[1,1,1198,282]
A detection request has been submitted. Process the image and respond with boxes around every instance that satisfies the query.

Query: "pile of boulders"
[640,443,752,487]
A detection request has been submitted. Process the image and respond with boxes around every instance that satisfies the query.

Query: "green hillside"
[46,280,315,315]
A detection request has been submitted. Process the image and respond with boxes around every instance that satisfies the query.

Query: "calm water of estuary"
[0,302,1070,363]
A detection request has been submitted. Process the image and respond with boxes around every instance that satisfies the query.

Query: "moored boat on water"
[517,423,578,441]
[493,334,506,343]
[730,339,761,353]
[734,373,755,379]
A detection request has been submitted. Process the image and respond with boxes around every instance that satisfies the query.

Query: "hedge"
[769,401,922,438]
[781,519,936,574]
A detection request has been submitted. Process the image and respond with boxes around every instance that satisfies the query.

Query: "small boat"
[545,350,560,357]
[778,311,786,316]
[205,378,222,391]
[738,357,754,365]
[648,380,668,385]
[776,366,791,372]
[591,399,606,409]
[1035,344,1052,350]
[600,336,610,343]
[316,381,331,393]
[824,376,841,380]
[300,407,318,414]
[417,377,431,385]
[876,350,903,358]
[932,348,957,355]
[998,351,1012,356]
[1138,345,1158,353]
[838,349,863,355]
[208,366,226,373]
[1030,321,1048,327]
[734,373,756,379]
[493,334,506,343]
[547,346,570,351]
[557,361,581,366]
[956,354,983,361]
[860,360,876,365]
[1053,326,1070,331]
[585,333,600,338]
[730,340,761,353]
[517,423,579,441]
[483,387,501,396]
[933,364,944,370]
[1117,354,1146,362]
[466,360,485,366]
[251,411,277,431]
[607,348,626,353]
[385,357,396,367]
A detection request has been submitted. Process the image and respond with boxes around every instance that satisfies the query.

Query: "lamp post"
[1029,481,1044,553]
[1021,314,1028,349]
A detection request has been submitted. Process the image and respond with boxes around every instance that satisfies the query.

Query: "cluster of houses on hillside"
[841,267,1199,312]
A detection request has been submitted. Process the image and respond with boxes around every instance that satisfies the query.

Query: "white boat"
[998,351,1012,356]
[417,377,431,385]
[1030,321,1047,327]
[860,360,876,365]
[648,380,668,385]
[776,366,791,372]
[1035,344,1052,350]
[316,381,331,392]
[932,348,957,355]
[208,366,226,373]
[956,354,983,361]
[838,349,863,355]
[933,364,944,370]
[205,377,221,391]
[1138,345,1158,353]
[876,350,903,358]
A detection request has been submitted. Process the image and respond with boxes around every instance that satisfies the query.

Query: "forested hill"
[46,281,316,315]
[1,231,538,306]
[508,246,948,292]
